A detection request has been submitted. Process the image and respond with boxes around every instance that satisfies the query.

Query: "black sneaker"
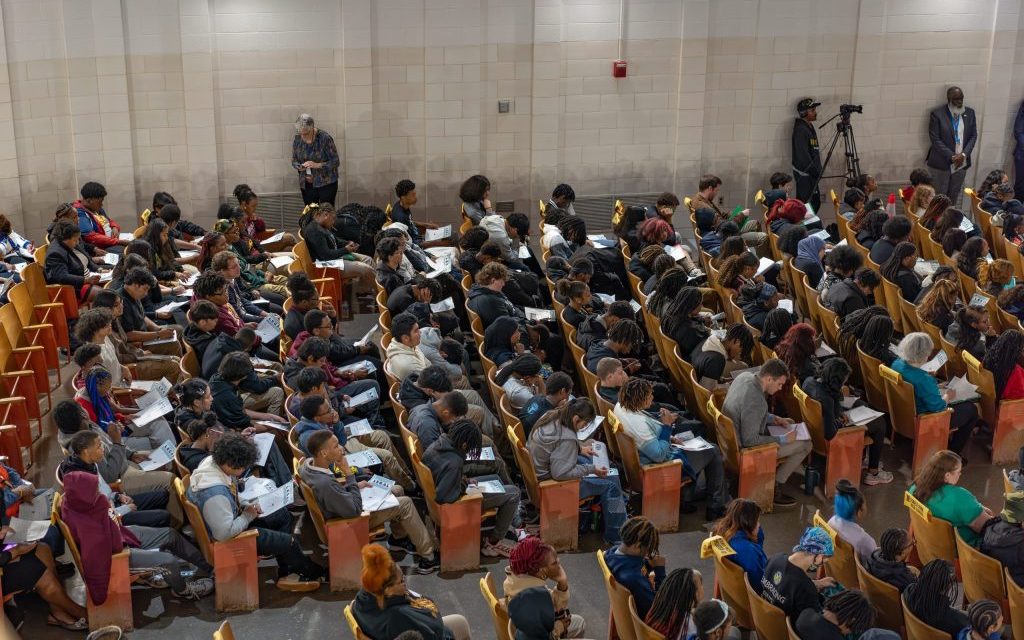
[388,535,417,554]
[414,553,440,574]
[773,485,797,507]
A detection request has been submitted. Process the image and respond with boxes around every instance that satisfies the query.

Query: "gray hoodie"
[419,326,463,381]
[721,371,776,447]
[188,455,255,541]
[527,418,593,481]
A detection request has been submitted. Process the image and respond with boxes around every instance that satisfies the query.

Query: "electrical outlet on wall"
[498,100,511,113]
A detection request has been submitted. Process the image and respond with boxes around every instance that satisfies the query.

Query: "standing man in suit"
[1014,101,1024,200]
[792,98,823,213]
[926,86,977,203]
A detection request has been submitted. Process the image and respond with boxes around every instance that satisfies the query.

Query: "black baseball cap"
[797,98,821,113]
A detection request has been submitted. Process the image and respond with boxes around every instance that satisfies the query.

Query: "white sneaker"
[174,578,215,600]
[863,469,894,485]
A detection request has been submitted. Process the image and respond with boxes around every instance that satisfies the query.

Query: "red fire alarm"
[612,59,627,78]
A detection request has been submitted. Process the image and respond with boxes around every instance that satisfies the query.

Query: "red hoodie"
[73,199,122,248]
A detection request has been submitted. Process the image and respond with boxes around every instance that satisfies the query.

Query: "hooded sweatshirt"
[385,339,430,382]
[526,418,593,481]
[861,548,917,592]
[408,403,445,450]
[507,585,557,640]
[351,589,450,640]
[419,327,462,380]
[483,316,520,366]
[60,470,141,604]
[298,458,361,520]
[466,284,522,326]
[56,423,129,483]
[422,434,466,504]
[183,323,216,361]
[603,545,665,619]
[187,455,254,542]
[980,516,1024,586]
[398,372,433,410]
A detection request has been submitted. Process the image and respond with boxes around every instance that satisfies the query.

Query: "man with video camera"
[792,98,823,212]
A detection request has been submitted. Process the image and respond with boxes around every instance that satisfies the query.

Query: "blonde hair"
[909,184,935,215]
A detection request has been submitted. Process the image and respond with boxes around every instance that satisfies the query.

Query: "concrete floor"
[15,315,1011,640]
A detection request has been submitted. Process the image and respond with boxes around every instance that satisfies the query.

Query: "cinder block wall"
[0,0,1021,238]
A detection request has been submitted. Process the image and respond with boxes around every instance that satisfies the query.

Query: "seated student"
[385,312,432,381]
[979,490,1024,586]
[615,376,724,503]
[527,398,626,544]
[983,330,1024,401]
[391,179,437,248]
[466,262,527,326]
[916,264,958,303]
[958,601,1005,640]
[204,327,285,415]
[910,450,992,547]
[838,187,865,220]
[804,359,891,485]
[879,241,922,302]
[919,193,952,231]
[893,334,980,454]
[868,215,912,265]
[691,174,767,247]
[711,498,768,585]
[765,197,810,235]
[61,469,214,603]
[978,258,1014,298]
[558,280,596,331]
[397,366,503,443]
[1001,284,1024,322]
[826,480,878,559]
[422,419,521,558]
[497,354,545,412]
[73,181,127,250]
[387,274,440,317]
[299,430,438,573]
[287,338,383,424]
[188,434,326,591]
[75,307,132,387]
[119,267,183,354]
[715,252,760,294]
[234,183,293,251]
[576,300,635,351]
[402,306,467,384]
[45,219,106,304]
[862,528,919,592]
[917,279,960,334]
[300,202,374,294]
[503,536,587,639]
[699,220,740,259]
[282,282,330,340]
[692,324,755,389]
[661,286,710,359]
[905,183,935,218]
[58,431,173,529]
[900,167,933,202]
[178,415,222,473]
[723,359,813,507]
[630,244,665,284]
[931,207,967,246]
[903,560,969,637]
[483,315,523,367]
[603,516,665,619]
[55,399,172,495]
[647,266,689,318]
[764,172,794,209]
[374,236,407,295]
[946,305,990,362]
[353,544,470,640]
[737,282,784,331]
[855,210,888,250]
[406,391,468,449]
[796,590,876,640]
[643,253,677,295]
[75,365,176,453]
[760,526,835,621]
[519,372,572,435]
[212,248,285,318]
[694,599,737,640]
[193,271,246,338]
[795,236,828,288]
[92,289,181,384]
[957,236,990,282]
[823,266,879,316]
[643,568,704,640]
[585,318,645,375]
[760,307,794,352]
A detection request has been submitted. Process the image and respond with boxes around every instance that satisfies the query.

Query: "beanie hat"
[757,283,778,303]
[793,526,834,556]
[360,544,395,597]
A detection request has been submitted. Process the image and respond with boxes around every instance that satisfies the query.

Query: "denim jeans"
[579,474,627,544]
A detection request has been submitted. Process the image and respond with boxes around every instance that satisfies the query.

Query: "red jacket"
[74,200,122,248]
[1002,365,1024,401]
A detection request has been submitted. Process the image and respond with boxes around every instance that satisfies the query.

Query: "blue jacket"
[891,358,946,414]
[603,545,665,619]
[728,528,768,586]
[294,417,347,455]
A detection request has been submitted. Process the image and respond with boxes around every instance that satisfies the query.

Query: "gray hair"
[897,332,933,367]
[295,113,315,130]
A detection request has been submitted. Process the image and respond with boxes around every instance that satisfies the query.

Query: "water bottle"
[804,465,820,496]
[886,192,896,218]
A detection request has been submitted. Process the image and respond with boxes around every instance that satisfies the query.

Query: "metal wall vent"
[229,192,306,229]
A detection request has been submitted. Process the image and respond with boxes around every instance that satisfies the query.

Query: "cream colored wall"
[0,0,1022,241]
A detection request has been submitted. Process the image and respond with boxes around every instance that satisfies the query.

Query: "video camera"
[840,104,863,116]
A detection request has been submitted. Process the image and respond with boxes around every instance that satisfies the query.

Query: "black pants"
[121,489,171,527]
[301,181,338,207]
[948,401,979,454]
[795,174,821,214]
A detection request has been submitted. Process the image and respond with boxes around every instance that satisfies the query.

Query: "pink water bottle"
[886,192,896,218]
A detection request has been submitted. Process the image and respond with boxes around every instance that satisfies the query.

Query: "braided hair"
[717,252,758,290]
[920,193,951,226]
[879,241,917,283]
[495,353,542,386]
[878,528,911,562]
[557,216,587,246]
[823,589,875,635]
[724,324,755,360]
[918,279,959,324]
[447,418,481,456]
[661,287,703,337]
[618,378,653,412]
[966,600,1003,636]
[644,568,703,640]
[983,329,1024,398]
[648,267,689,317]
[619,516,660,556]
[905,560,958,626]
[607,318,644,351]
[857,315,895,363]
[636,244,664,269]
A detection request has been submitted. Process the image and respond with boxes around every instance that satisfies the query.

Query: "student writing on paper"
[497,354,546,412]
[945,305,990,361]
[528,398,627,545]
[192,272,273,359]
[299,202,376,295]
[74,366,175,452]
[576,300,636,351]
[118,267,184,356]
[423,419,522,559]
[737,282,787,331]
[187,434,327,592]
[558,280,599,331]
[803,359,891,486]
[287,337,382,414]
[983,330,1024,401]
[892,333,981,455]
[692,324,755,389]
[715,252,760,295]
[614,378,727,520]
[586,317,648,379]
[44,220,108,304]
[292,395,414,490]
[299,430,438,574]
[765,197,814,236]
[290,308,383,378]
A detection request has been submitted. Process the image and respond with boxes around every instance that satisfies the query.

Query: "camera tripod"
[811,111,863,205]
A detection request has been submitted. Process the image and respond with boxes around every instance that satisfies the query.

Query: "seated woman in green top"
[909,450,993,547]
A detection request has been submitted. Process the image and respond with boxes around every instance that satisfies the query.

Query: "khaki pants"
[134,357,181,383]
[369,495,435,556]
[346,435,415,491]
[341,254,376,294]
[776,439,813,484]
[242,386,285,416]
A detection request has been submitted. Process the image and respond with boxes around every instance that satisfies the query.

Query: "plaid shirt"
[291,129,340,188]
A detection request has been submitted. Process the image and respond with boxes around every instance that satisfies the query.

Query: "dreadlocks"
[724,324,755,360]
[607,318,644,351]
[644,568,703,640]
[823,589,875,635]
[836,305,887,361]
[647,267,688,317]
[716,252,758,290]
[619,516,659,556]
[879,241,917,284]
[618,378,653,412]
[447,418,481,456]
[878,528,911,562]
[983,329,1024,398]
[760,307,794,350]
[905,560,959,619]
[557,216,587,246]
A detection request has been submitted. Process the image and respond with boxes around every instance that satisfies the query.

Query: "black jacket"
[386,284,417,316]
[795,609,843,640]
[825,278,869,316]
[794,256,824,289]
[576,315,610,351]
[408,403,444,449]
[209,374,250,429]
[904,582,969,638]
[664,317,710,361]
[861,548,917,592]
[792,118,822,179]
[351,589,450,640]
[869,238,897,265]
[284,308,305,340]
[398,372,432,411]
[980,516,1024,586]
[802,376,843,440]
[891,267,922,303]
[201,333,246,380]
[184,324,216,362]
[376,264,405,296]
[178,446,209,473]
[925,105,977,171]
[45,240,99,293]
[422,434,466,504]
[303,221,346,261]
[466,284,523,326]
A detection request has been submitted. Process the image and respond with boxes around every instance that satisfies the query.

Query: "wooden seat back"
[479,572,512,640]
[628,595,666,640]
[596,550,639,640]
[902,593,952,640]
[855,553,905,635]
[956,528,1008,618]
[745,573,788,640]
[904,490,957,569]
[1006,566,1024,640]
[964,349,1024,464]
[813,510,858,589]
[344,603,372,640]
[701,535,753,629]
[880,364,951,473]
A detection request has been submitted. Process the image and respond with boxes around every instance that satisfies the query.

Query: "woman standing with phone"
[291,113,340,206]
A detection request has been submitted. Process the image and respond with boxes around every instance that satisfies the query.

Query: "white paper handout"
[155,299,189,314]
[767,422,811,441]
[263,231,286,245]
[102,253,120,266]
[345,419,373,437]
[777,299,794,313]
[354,326,377,349]
[525,307,555,322]
[252,432,276,467]
[143,330,178,347]
[345,386,379,409]
[430,297,455,313]
[255,481,294,517]
[98,271,113,282]
[423,225,452,242]
[131,396,174,427]
[845,406,885,426]
[119,232,136,242]
[345,449,382,468]
[269,255,295,269]
[591,441,610,471]
[969,292,991,308]
[315,259,346,270]
[921,350,948,374]
[518,245,531,259]
[676,435,715,452]
[577,416,605,441]
[4,517,50,544]
[360,475,399,512]
[255,420,289,432]
[466,446,496,462]
[136,379,173,407]
[425,253,452,278]
[629,299,641,314]
[238,477,277,502]
[595,292,616,305]
[815,342,836,357]
[137,439,176,472]
[959,216,975,233]
[15,488,54,522]
[756,257,778,277]
[474,480,506,494]
[254,314,281,343]
[841,396,859,409]
[810,229,830,241]
[946,375,980,403]
[338,360,376,377]
[665,244,687,262]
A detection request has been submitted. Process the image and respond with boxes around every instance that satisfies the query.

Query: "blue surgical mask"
[1006,277,1017,289]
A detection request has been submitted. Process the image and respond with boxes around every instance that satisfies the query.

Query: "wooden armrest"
[0,397,27,405]
[641,460,683,472]
[110,481,122,492]
[742,442,780,453]
[12,346,43,354]
[539,478,581,490]
[453,493,484,504]
[33,302,64,309]
[325,513,370,527]
[1,370,34,378]
[23,323,53,332]
[231,529,259,541]
[837,425,868,435]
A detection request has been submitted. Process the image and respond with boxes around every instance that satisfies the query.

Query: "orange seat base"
[439,500,483,572]
[641,464,682,533]
[87,553,133,631]
[326,518,371,592]
[539,482,581,552]
[737,449,778,514]
[213,534,259,612]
